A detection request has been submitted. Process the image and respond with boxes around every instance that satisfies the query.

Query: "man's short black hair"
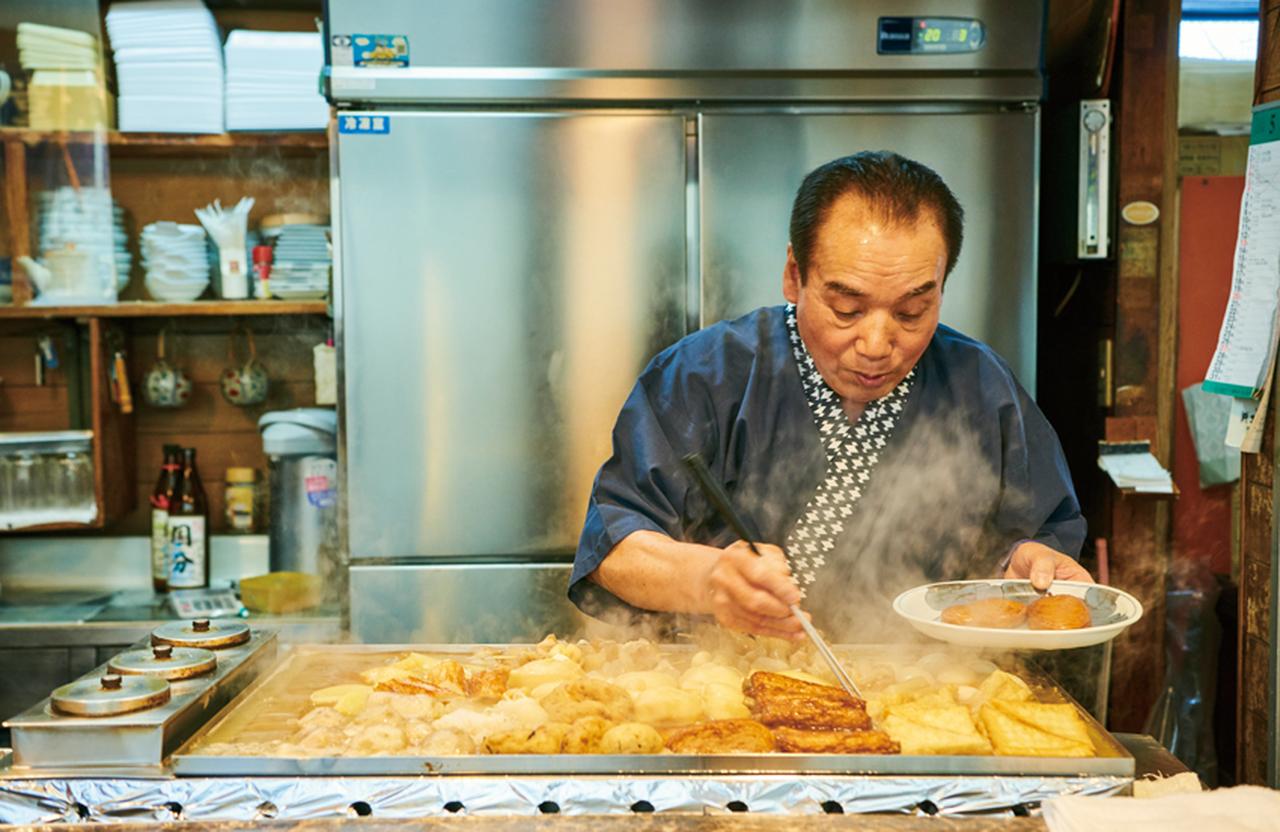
[789,151,965,282]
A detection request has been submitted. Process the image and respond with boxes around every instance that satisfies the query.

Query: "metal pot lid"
[108,643,217,680]
[152,618,250,649]
[51,674,171,717]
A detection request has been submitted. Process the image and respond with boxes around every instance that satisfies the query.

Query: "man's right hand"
[701,541,805,640]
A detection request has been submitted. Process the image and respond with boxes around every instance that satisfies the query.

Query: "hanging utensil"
[113,350,133,414]
[681,452,864,700]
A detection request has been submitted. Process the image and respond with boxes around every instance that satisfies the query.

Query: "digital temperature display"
[877,17,986,55]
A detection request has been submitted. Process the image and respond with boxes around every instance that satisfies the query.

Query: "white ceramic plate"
[892,579,1143,651]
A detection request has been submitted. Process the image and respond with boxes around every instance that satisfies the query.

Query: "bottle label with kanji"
[167,517,207,589]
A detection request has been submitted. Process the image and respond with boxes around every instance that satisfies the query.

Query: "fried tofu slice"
[665,719,777,754]
[771,727,900,755]
[309,684,373,716]
[363,655,468,698]
[977,669,1035,703]
[464,667,510,700]
[881,703,993,755]
[979,700,1094,757]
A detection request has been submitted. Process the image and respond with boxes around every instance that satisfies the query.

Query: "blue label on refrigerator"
[352,34,410,67]
[338,114,390,135]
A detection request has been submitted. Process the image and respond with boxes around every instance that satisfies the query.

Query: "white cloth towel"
[1043,786,1280,832]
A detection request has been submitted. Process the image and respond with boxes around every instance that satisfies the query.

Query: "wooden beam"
[1106,0,1180,733]
[1238,0,1280,789]
[88,317,136,528]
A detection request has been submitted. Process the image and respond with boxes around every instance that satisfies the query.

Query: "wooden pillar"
[1239,0,1280,789]
[2,137,32,304]
[1106,0,1181,733]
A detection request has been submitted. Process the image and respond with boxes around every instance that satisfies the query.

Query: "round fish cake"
[563,716,614,754]
[1026,595,1092,630]
[598,722,664,754]
[941,598,1027,629]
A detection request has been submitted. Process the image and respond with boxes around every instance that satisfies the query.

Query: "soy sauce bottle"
[149,445,182,593]
[167,448,210,589]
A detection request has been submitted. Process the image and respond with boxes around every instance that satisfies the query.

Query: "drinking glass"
[0,454,15,515]
[61,452,94,509]
[12,453,35,512]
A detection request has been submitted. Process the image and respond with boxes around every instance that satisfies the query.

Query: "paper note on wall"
[1204,102,1280,402]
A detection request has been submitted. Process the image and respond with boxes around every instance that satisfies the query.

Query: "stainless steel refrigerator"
[325,0,1045,642]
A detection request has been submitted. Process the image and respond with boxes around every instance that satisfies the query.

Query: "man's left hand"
[1004,541,1093,590]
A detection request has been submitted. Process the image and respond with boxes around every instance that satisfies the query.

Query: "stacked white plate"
[265,223,330,299]
[141,222,210,301]
[37,187,129,292]
[225,30,326,131]
[105,0,224,133]
[17,22,100,70]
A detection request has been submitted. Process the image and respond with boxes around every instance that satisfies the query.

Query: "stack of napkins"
[1097,441,1176,494]
[225,30,326,130]
[18,23,111,130]
[17,22,100,70]
[105,0,224,133]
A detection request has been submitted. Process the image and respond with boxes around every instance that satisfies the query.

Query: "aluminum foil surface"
[0,774,1128,823]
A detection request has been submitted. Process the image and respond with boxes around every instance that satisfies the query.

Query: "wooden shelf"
[2,521,100,534]
[0,300,329,320]
[0,128,328,157]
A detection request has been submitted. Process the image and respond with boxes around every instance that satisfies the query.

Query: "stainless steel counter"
[0,589,342,739]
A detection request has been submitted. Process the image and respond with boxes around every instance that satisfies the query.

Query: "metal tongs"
[681,453,864,700]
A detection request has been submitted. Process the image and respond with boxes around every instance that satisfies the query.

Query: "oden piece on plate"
[1026,595,1092,630]
[940,598,1028,628]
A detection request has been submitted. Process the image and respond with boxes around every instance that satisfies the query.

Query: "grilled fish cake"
[743,671,859,706]
[749,696,873,731]
[665,719,777,754]
[771,727,900,755]
[940,598,1027,628]
[1026,595,1092,630]
[744,671,870,731]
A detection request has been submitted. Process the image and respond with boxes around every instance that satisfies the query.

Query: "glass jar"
[224,467,259,533]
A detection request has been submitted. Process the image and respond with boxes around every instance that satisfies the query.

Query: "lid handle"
[101,674,123,690]
[153,644,174,660]
[192,618,211,632]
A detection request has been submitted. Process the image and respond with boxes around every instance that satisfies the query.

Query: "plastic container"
[240,571,322,613]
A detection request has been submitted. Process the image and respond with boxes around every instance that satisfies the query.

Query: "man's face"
[782,193,947,406]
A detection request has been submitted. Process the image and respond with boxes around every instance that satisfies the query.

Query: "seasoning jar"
[224,467,260,533]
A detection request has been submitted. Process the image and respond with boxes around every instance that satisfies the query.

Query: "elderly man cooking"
[569,151,1091,639]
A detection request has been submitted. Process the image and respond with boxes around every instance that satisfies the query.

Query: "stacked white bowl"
[37,187,130,293]
[141,222,210,302]
[265,223,330,299]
